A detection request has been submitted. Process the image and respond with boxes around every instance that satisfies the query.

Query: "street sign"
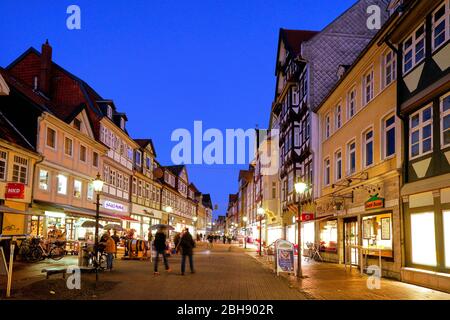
[275,240,295,275]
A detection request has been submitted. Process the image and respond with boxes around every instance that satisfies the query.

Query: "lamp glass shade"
[295,181,308,194]
[193,216,198,222]
[93,175,104,192]
[257,207,265,215]
[165,206,173,213]
[243,216,248,222]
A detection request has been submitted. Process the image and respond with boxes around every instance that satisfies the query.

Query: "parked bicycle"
[87,244,107,270]
[19,237,66,262]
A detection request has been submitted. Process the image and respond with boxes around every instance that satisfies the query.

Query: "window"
[432,1,449,51]
[57,174,68,195]
[403,23,426,74]
[79,145,87,162]
[46,127,56,149]
[325,114,331,139]
[444,210,450,268]
[87,182,94,200]
[335,105,342,129]
[73,118,81,131]
[146,156,151,169]
[383,115,396,158]
[441,92,450,148]
[136,150,142,166]
[319,220,337,252]
[347,141,355,175]
[347,88,356,119]
[324,158,330,186]
[120,117,125,130]
[410,212,437,266]
[363,130,374,167]
[107,105,113,119]
[93,152,99,167]
[132,177,137,195]
[39,169,49,190]
[335,151,342,181]
[127,147,133,160]
[363,70,374,105]
[410,105,433,158]
[0,150,7,180]
[12,156,28,183]
[272,182,277,199]
[362,213,393,258]
[64,137,73,156]
[73,180,82,198]
[383,50,396,88]
[292,86,299,106]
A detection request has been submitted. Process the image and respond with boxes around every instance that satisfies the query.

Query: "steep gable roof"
[0,111,36,151]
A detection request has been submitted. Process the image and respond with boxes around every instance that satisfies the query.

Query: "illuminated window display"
[319,220,337,252]
[362,213,393,258]
[301,221,315,249]
[410,212,437,267]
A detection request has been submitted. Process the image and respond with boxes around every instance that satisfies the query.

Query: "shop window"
[444,210,450,268]
[441,92,450,148]
[362,213,393,258]
[46,127,56,149]
[301,221,315,249]
[28,215,44,237]
[39,169,49,190]
[432,1,449,52]
[410,212,437,266]
[403,23,426,74]
[319,220,337,252]
[410,104,433,159]
[0,150,7,180]
[73,180,82,198]
[12,155,28,184]
[347,88,356,119]
[383,114,396,158]
[57,174,68,195]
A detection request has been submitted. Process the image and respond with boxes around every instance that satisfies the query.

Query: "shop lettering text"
[5,183,25,199]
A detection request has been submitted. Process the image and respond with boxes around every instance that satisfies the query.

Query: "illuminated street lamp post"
[294,180,308,279]
[257,207,265,256]
[92,173,105,282]
[193,215,198,237]
[243,216,248,249]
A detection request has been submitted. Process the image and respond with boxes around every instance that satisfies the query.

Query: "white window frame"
[325,113,331,139]
[324,157,331,186]
[12,155,28,184]
[136,150,142,166]
[382,113,396,159]
[440,92,450,148]
[87,182,94,200]
[432,0,450,52]
[0,150,7,181]
[335,150,342,182]
[335,104,342,129]
[46,126,57,150]
[57,174,68,195]
[363,69,374,106]
[403,23,426,75]
[363,128,374,168]
[64,136,73,157]
[107,105,113,119]
[409,104,433,159]
[347,87,356,119]
[382,49,396,89]
[347,140,357,176]
[39,169,49,191]
[73,179,82,198]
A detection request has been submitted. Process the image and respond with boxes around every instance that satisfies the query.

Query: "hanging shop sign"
[4,183,25,199]
[275,239,295,275]
[103,200,127,212]
[365,194,385,210]
[301,213,314,221]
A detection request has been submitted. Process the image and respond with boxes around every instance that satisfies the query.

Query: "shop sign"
[103,200,126,212]
[5,183,25,199]
[301,213,314,221]
[365,194,385,210]
[275,239,295,275]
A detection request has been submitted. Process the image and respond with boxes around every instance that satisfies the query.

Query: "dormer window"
[135,150,142,166]
[120,117,125,130]
[74,118,81,131]
[107,105,113,119]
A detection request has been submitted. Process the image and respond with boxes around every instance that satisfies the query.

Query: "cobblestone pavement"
[2,243,450,300]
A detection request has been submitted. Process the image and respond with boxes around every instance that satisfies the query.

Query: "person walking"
[207,234,213,249]
[101,233,116,271]
[153,227,171,275]
[179,228,195,275]
[111,230,120,258]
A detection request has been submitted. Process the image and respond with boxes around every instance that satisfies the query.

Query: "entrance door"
[344,218,358,265]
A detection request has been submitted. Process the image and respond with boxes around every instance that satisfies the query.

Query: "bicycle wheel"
[49,246,66,261]
[29,247,43,262]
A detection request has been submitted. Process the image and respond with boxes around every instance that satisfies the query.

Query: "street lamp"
[257,207,265,256]
[294,180,308,278]
[243,216,248,249]
[193,216,198,237]
[92,173,104,282]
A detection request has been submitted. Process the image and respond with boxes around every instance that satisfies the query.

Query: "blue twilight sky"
[0,0,356,218]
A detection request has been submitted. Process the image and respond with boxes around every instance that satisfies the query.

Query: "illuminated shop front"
[266,225,282,246]
[319,219,338,255]
[361,212,393,258]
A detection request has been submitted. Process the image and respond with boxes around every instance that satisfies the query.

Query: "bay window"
[403,23,426,74]
[410,104,433,159]
[441,92,450,148]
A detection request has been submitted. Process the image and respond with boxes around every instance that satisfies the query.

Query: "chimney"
[39,40,52,96]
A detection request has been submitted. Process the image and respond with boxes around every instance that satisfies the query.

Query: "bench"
[41,267,67,279]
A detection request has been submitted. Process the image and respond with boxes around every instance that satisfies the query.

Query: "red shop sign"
[5,183,25,199]
[301,213,314,222]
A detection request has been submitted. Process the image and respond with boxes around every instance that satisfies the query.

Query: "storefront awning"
[105,213,139,222]
[0,204,38,215]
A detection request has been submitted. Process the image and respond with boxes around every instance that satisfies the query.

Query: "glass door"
[344,218,359,266]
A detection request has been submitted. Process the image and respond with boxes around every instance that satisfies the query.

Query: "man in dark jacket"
[179,228,195,275]
[153,228,171,275]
